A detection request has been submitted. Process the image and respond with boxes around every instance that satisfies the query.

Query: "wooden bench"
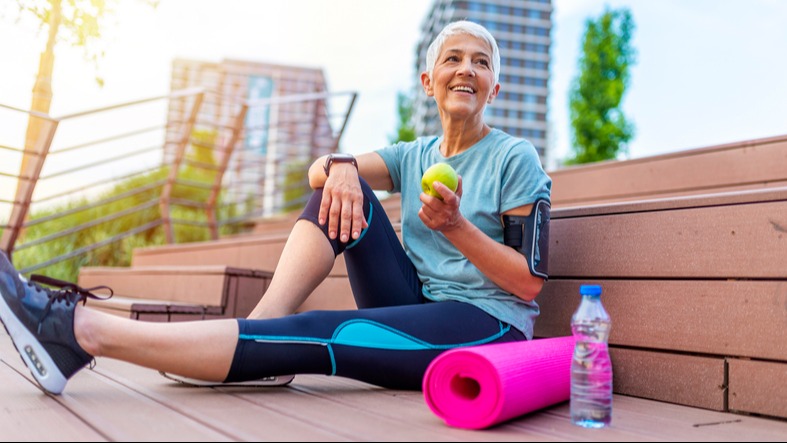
[535,186,787,420]
[550,134,787,207]
[79,265,274,321]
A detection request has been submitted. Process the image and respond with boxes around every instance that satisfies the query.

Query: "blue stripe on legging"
[345,201,372,250]
[239,319,509,351]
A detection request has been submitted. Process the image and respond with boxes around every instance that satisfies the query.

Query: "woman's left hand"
[419,176,464,232]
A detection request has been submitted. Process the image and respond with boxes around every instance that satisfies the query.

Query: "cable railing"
[0,88,357,280]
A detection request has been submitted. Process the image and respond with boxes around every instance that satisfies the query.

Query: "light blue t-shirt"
[375,129,552,338]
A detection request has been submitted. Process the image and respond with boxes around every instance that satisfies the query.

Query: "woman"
[0,20,551,395]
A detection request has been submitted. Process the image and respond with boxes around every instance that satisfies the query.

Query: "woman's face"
[422,33,500,121]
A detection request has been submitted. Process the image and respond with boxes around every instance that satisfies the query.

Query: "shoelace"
[28,275,113,334]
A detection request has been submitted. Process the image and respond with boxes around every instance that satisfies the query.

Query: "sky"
[1,0,786,171]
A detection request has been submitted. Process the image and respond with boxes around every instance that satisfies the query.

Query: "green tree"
[567,7,636,165]
[8,0,157,203]
[389,91,417,144]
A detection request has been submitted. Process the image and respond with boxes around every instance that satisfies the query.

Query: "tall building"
[166,58,354,216]
[412,0,552,163]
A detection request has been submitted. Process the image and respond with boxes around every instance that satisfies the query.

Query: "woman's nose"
[457,59,476,76]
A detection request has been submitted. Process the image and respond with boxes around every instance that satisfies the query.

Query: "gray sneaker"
[160,371,294,387]
[0,251,112,394]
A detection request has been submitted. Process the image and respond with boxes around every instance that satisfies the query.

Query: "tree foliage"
[7,0,157,204]
[10,0,157,87]
[389,91,417,144]
[567,7,636,165]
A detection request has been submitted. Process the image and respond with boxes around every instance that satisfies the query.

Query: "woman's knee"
[296,179,377,256]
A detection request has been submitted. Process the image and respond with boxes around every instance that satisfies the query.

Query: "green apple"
[421,162,458,199]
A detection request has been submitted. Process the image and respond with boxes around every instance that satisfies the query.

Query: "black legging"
[226,179,526,390]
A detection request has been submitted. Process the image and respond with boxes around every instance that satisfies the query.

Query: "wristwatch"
[323,153,358,176]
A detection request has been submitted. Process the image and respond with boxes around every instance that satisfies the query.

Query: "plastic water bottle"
[570,284,613,428]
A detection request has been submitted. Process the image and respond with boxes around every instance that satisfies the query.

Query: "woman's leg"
[228,301,527,390]
[248,220,335,319]
[0,252,240,393]
[70,298,526,391]
[75,307,238,382]
[296,179,423,309]
[1,251,523,394]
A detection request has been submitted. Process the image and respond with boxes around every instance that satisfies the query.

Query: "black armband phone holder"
[502,198,550,279]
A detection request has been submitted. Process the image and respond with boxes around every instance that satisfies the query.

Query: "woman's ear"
[487,83,501,104]
[420,71,434,97]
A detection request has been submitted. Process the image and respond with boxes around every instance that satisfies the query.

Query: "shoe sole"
[160,371,294,387]
[0,289,67,395]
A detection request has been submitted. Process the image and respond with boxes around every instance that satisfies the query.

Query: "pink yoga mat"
[422,336,575,429]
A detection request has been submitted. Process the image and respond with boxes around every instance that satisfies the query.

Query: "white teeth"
[452,86,474,93]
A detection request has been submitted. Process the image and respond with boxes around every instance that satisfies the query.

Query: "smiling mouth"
[450,85,476,94]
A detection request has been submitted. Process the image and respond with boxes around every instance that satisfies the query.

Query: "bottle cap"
[579,284,602,296]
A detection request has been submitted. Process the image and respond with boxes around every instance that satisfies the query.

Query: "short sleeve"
[375,142,407,193]
[500,139,552,213]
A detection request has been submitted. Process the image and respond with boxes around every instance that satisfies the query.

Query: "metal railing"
[0,88,357,278]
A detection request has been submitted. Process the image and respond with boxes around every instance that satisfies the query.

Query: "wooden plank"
[326,373,787,442]
[295,373,653,441]
[4,328,787,441]
[223,272,272,317]
[131,232,291,268]
[549,136,787,206]
[552,185,787,218]
[609,348,725,411]
[97,359,476,442]
[85,295,223,322]
[562,394,787,442]
[79,266,231,305]
[554,181,787,208]
[296,275,357,312]
[0,335,233,441]
[535,280,787,360]
[131,232,349,276]
[0,356,105,441]
[79,265,276,308]
[549,199,787,279]
[728,358,787,419]
[91,359,349,441]
[233,373,549,442]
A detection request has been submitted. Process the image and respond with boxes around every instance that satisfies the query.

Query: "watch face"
[324,153,357,176]
[331,153,355,160]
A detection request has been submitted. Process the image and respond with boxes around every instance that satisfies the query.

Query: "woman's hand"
[318,164,368,243]
[419,176,464,232]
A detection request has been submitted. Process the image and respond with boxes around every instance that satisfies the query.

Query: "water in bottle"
[570,284,613,428]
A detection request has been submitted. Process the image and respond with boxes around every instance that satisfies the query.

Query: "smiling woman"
[0,20,553,403]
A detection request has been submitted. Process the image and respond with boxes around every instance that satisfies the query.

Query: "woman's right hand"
[318,164,368,243]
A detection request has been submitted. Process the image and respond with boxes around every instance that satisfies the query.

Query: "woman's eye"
[446,56,459,62]
[478,59,489,66]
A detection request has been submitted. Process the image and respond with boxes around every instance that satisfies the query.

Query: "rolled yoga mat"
[422,336,575,429]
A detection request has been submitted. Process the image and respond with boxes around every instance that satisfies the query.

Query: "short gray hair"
[425,20,501,84]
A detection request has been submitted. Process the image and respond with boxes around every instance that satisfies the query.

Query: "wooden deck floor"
[2,330,786,442]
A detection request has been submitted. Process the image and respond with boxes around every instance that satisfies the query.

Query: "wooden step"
[132,220,404,277]
[131,232,350,276]
[247,194,402,236]
[87,294,226,322]
[300,275,357,312]
[80,265,357,317]
[535,186,787,419]
[249,210,301,235]
[79,265,273,319]
[550,134,787,207]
